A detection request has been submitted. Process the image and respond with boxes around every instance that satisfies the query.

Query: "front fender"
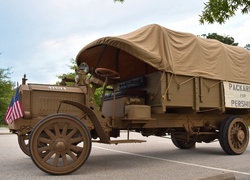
[60,100,110,143]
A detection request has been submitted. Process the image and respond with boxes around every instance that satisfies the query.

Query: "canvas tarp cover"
[76,24,250,84]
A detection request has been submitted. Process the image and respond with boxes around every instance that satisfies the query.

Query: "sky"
[1,0,250,85]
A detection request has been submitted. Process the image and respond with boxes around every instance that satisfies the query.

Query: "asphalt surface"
[0,127,250,180]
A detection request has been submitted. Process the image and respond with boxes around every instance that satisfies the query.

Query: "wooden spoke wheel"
[95,68,120,80]
[171,132,196,149]
[219,116,249,155]
[29,114,92,175]
[18,133,30,156]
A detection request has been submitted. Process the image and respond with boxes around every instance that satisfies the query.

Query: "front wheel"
[219,116,249,155]
[29,114,92,175]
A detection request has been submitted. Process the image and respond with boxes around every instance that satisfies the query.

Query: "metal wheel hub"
[236,130,245,143]
[54,138,68,152]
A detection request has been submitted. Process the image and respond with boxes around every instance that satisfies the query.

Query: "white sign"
[223,82,250,108]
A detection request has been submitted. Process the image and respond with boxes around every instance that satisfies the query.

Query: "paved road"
[0,127,250,180]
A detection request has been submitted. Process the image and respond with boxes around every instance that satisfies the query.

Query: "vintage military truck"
[8,24,250,175]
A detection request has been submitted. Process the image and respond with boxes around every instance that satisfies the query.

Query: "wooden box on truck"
[145,72,222,114]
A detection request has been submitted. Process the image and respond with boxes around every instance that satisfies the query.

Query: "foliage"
[94,87,103,108]
[244,44,250,50]
[201,33,239,46]
[0,68,15,125]
[56,59,103,107]
[56,58,77,86]
[199,0,250,24]
[114,0,124,2]
[114,0,250,24]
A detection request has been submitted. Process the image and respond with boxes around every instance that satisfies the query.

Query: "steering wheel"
[95,68,120,80]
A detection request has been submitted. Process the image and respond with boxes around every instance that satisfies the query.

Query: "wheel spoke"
[67,150,78,161]
[67,128,78,138]
[237,142,241,148]
[38,137,51,144]
[235,142,240,149]
[61,123,69,136]
[53,153,60,166]
[61,153,68,166]
[238,123,243,130]
[42,150,54,162]
[54,123,60,136]
[71,136,83,144]
[44,129,55,139]
[38,145,51,153]
[237,123,241,129]
[70,145,83,153]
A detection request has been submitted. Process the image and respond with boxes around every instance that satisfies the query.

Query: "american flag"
[5,87,24,124]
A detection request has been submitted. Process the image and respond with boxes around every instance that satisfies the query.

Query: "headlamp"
[78,62,89,74]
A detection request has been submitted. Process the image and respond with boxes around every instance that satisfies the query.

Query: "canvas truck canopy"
[76,24,250,84]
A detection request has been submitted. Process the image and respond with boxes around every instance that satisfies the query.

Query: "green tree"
[202,33,239,46]
[0,68,15,125]
[114,0,250,24]
[199,0,250,24]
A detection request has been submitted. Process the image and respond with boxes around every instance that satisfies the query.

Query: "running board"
[109,139,146,144]
[92,139,146,144]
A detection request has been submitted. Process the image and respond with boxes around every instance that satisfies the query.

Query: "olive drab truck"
[7,24,250,175]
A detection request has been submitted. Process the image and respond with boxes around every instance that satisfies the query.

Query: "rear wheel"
[171,132,196,149]
[219,116,249,155]
[29,114,92,175]
[18,133,30,156]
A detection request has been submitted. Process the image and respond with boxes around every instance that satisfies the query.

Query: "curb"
[0,127,11,135]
